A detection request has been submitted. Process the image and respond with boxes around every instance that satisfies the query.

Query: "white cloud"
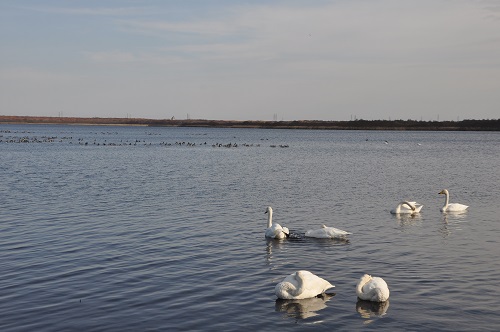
[110,1,500,68]
[18,5,150,17]
[118,18,243,36]
[0,67,72,82]
[85,51,187,66]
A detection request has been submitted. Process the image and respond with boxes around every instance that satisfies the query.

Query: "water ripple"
[1,126,500,331]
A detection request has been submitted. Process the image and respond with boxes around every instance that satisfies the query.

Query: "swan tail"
[373,288,390,302]
[414,205,423,213]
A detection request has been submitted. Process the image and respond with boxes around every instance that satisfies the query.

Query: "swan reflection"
[266,237,285,250]
[442,210,468,218]
[265,238,284,266]
[439,213,468,238]
[309,237,350,247]
[356,299,389,321]
[394,213,422,231]
[265,236,298,268]
[394,213,422,222]
[275,293,335,319]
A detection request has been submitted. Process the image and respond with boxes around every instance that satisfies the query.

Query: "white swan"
[305,225,351,239]
[439,189,469,212]
[275,270,335,300]
[390,201,423,215]
[356,274,390,302]
[264,207,289,239]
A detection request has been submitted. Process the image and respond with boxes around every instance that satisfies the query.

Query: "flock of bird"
[0,133,289,149]
[266,189,469,303]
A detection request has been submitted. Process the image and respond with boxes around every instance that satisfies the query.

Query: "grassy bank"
[1,115,499,131]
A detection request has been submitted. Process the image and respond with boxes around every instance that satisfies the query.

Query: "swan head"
[359,274,373,284]
[439,189,449,195]
[265,206,273,214]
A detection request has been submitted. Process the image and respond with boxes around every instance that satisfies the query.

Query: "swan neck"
[267,210,273,228]
[292,273,304,296]
[443,192,449,207]
[402,201,415,210]
[395,201,409,213]
[357,275,371,297]
[356,279,365,295]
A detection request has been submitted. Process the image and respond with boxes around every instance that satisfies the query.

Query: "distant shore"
[1,115,499,131]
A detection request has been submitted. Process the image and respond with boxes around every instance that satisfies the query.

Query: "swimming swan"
[390,201,423,215]
[305,225,351,239]
[265,207,289,239]
[439,189,469,212]
[356,274,390,302]
[275,270,335,300]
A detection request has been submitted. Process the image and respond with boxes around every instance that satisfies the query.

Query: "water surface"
[1,125,499,331]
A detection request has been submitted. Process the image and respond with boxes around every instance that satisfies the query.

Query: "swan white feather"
[275,270,335,300]
[264,207,289,239]
[356,274,390,302]
[305,225,351,239]
[439,189,469,212]
[390,201,423,215]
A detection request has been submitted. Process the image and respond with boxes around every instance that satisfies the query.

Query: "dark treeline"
[1,115,499,131]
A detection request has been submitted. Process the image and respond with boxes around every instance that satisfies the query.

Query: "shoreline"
[1,115,499,131]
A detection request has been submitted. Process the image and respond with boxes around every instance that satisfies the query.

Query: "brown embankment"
[0,115,499,131]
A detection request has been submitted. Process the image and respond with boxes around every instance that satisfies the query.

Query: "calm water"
[1,124,499,331]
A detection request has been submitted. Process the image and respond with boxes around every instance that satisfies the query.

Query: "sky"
[1,0,499,121]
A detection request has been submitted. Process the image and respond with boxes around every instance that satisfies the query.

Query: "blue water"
[1,124,499,331]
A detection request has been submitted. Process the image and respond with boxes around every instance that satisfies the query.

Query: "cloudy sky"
[1,0,499,121]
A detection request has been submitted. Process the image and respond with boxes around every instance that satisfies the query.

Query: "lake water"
[1,124,499,331]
